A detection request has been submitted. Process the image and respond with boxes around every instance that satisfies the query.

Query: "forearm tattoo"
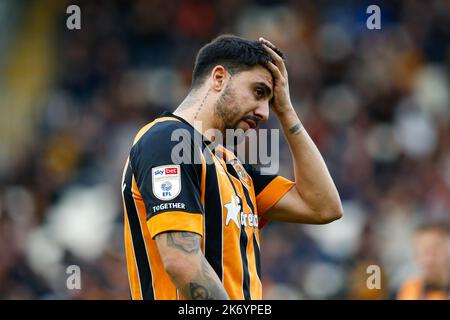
[288,122,304,135]
[165,232,229,299]
[185,258,229,300]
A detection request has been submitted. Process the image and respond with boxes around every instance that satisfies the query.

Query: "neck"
[174,88,221,141]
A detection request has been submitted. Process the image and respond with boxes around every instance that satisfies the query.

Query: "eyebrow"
[255,82,273,100]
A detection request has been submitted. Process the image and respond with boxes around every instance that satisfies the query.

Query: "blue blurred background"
[0,0,449,299]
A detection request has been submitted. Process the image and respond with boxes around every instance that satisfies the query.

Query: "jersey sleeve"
[243,164,295,228]
[130,123,204,239]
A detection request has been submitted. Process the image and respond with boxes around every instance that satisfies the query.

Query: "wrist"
[275,107,305,135]
[274,100,294,114]
[276,106,297,123]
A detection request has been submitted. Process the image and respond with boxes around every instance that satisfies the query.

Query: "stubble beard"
[214,83,243,133]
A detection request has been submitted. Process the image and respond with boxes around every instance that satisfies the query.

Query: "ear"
[210,65,228,91]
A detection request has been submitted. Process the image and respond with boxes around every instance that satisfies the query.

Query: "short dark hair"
[191,34,284,88]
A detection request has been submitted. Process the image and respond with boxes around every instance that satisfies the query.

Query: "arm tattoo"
[186,258,229,300]
[288,122,304,135]
[166,232,200,254]
[163,232,229,299]
[189,283,210,300]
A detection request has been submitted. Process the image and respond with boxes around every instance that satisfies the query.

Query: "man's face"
[414,230,449,280]
[213,65,273,133]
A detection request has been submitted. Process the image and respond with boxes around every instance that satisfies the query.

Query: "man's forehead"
[239,65,273,87]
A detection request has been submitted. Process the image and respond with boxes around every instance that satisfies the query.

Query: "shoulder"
[134,119,194,148]
[129,118,203,174]
[130,118,198,159]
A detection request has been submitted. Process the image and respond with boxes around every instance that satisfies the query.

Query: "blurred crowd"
[0,0,449,299]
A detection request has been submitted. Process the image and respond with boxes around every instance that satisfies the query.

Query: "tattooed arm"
[155,231,229,300]
[264,111,343,224]
[259,37,343,224]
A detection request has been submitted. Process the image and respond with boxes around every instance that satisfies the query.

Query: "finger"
[260,38,283,61]
[262,43,287,77]
[259,37,276,49]
[265,60,285,83]
[262,43,282,64]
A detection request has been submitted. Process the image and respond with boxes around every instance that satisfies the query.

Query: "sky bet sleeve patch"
[151,165,181,201]
[129,120,204,222]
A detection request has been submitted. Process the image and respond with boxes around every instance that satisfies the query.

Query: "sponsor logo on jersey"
[152,165,181,200]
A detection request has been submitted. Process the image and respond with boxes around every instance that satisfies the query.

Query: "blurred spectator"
[397,223,449,299]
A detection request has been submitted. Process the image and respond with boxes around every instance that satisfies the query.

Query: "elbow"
[319,192,344,223]
[161,255,196,280]
[317,202,344,224]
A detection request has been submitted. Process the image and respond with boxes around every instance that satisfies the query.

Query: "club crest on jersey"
[230,159,250,189]
[152,165,181,200]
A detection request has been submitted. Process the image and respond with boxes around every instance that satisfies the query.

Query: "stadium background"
[0,0,449,299]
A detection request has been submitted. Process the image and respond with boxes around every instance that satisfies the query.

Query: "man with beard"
[121,35,343,300]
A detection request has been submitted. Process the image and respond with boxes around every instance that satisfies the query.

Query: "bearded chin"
[214,86,241,131]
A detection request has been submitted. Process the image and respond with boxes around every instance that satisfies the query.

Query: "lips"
[244,119,257,129]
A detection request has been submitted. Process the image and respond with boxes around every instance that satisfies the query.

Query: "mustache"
[241,115,259,128]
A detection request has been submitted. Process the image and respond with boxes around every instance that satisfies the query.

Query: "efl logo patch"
[151,165,181,201]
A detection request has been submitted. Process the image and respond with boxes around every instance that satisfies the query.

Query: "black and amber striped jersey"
[122,111,295,300]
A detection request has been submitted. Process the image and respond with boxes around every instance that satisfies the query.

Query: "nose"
[254,102,269,122]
